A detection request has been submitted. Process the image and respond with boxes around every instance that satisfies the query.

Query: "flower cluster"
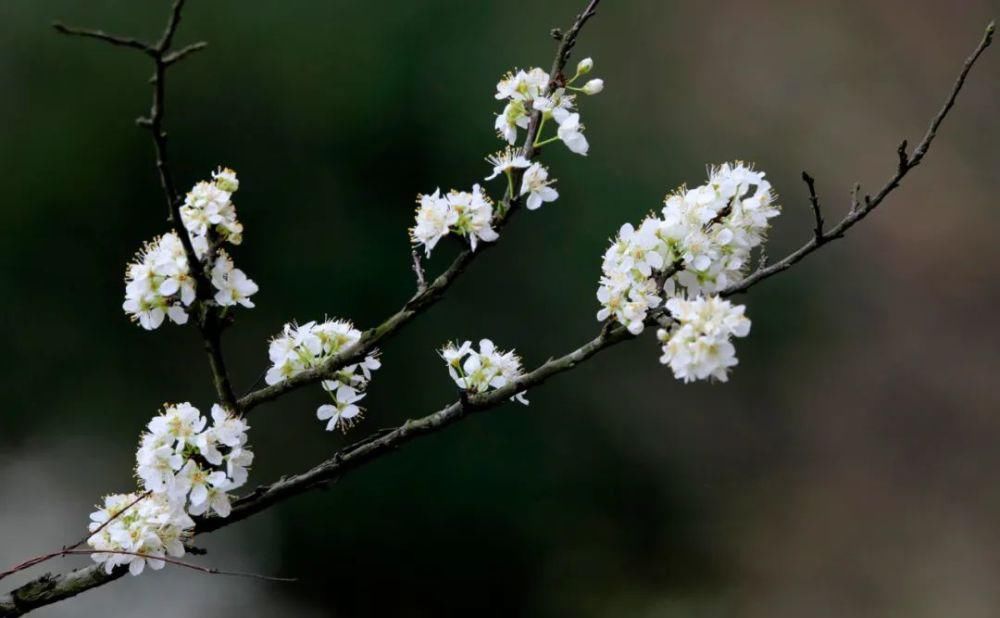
[410,57,603,258]
[595,162,777,381]
[485,148,559,212]
[596,162,779,335]
[87,402,253,575]
[494,57,603,155]
[122,232,197,330]
[660,162,780,296]
[597,219,668,335]
[180,167,244,250]
[656,296,750,382]
[87,492,194,576]
[123,167,258,330]
[410,184,498,256]
[135,403,252,518]
[265,319,382,432]
[439,339,528,405]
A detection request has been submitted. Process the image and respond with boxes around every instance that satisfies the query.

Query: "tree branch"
[163,41,209,66]
[54,2,238,411]
[51,22,152,54]
[410,250,428,294]
[722,20,993,297]
[238,0,604,414]
[6,9,991,618]
[801,171,825,242]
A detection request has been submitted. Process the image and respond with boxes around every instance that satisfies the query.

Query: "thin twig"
[410,250,427,294]
[157,0,188,53]
[722,21,994,297]
[51,22,151,53]
[237,0,604,415]
[163,41,209,66]
[66,492,152,553]
[801,171,824,241]
[55,1,240,412]
[0,550,294,584]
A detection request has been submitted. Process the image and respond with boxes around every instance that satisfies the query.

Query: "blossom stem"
[531,116,552,148]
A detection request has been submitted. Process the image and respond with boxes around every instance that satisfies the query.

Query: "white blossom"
[265,318,381,432]
[485,147,530,181]
[439,339,528,405]
[87,492,194,576]
[595,162,779,343]
[187,484,233,518]
[131,402,252,526]
[532,88,576,123]
[660,162,780,296]
[556,113,589,155]
[494,68,550,144]
[409,184,500,257]
[210,250,259,308]
[180,168,243,245]
[657,295,750,383]
[492,60,601,154]
[410,189,458,256]
[495,100,529,144]
[175,459,229,508]
[520,162,559,210]
[212,166,239,193]
[122,232,196,330]
[124,168,259,330]
[595,219,665,334]
[495,67,549,102]
[316,384,365,432]
[448,184,498,251]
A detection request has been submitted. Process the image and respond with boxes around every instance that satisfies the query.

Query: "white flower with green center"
[485,147,530,181]
[122,232,196,330]
[265,318,382,432]
[410,188,458,256]
[210,250,259,308]
[212,166,239,192]
[87,492,194,576]
[448,184,498,251]
[175,459,229,507]
[180,168,244,245]
[439,339,528,405]
[317,384,365,432]
[520,162,558,210]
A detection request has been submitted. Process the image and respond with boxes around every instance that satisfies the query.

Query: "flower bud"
[582,78,604,95]
[576,57,594,75]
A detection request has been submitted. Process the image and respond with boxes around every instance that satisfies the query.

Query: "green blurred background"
[2,1,999,616]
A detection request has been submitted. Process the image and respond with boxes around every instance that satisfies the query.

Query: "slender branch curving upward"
[236,0,605,414]
[722,21,994,297]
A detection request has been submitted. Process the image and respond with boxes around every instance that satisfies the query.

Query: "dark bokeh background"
[2,1,999,616]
